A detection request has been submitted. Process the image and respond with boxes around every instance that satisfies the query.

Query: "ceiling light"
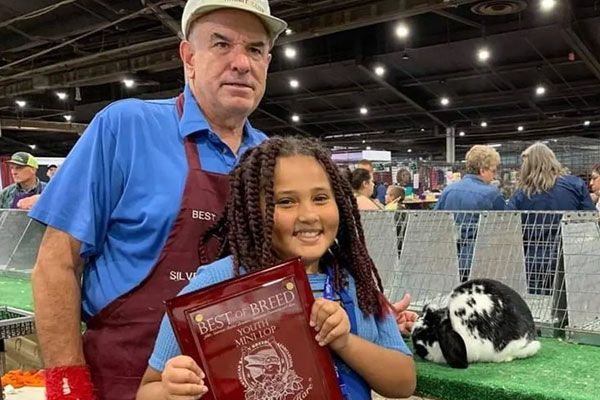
[535,85,546,96]
[401,51,410,60]
[481,121,488,127]
[366,146,371,150]
[459,131,465,136]
[56,91,68,100]
[289,79,299,88]
[395,23,410,39]
[420,128,425,132]
[440,97,450,106]
[374,65,386,76]
[477,48,490,62]
[583,120,591,127]
[552,139,558,142]
[362,140,366,144]
[407,148,412,153]
[285,28,293,36]
[540,0,557,12]
[15,100,26,108]
[291,114,300,123]
[122,79,135,88]
[29,144,36,150]
[517,125,524,131]
[284,47,297,59]
[489,143,502,148]
[64,114,73,122]
[360,107,368,115]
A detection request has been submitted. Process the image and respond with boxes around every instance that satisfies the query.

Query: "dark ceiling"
[1,0,599,159]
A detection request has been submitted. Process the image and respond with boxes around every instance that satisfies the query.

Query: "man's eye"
[215,42,230,49]
[249,47,263,55]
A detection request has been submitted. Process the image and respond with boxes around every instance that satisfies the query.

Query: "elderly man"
[0,152,47,209]
[29,1,286,399]
[435,145,505,280]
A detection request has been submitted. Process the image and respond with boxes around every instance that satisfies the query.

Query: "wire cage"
[361,210,600,345]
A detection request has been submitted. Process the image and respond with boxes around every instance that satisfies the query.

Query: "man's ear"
[180,40,195,80]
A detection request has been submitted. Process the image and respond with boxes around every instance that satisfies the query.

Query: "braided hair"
[206,136,387,316]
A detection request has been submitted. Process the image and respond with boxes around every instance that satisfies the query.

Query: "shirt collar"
[17,178,41,193]
[463,174,486,184]
[177,83,261,144]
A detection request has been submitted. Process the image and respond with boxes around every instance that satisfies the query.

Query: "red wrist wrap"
[44,365,97,400]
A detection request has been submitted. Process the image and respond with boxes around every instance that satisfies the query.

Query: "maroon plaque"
[165,258,344,400]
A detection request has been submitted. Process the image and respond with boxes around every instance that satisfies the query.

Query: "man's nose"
[230,46,251,74]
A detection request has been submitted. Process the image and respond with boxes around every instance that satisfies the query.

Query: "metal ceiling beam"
[142,0,181,37]
[277,0,481,45]
[359,64,448,127]
[432,10,482,29]
[0,4,167,73]
[0,119,87,134]
[561,28,600,82]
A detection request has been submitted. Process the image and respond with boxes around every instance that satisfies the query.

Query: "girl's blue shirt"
[149,255,411,372]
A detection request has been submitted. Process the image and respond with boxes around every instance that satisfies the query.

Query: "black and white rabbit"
[411,279,541,369]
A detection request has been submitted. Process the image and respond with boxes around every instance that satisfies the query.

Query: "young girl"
[136,137,416,400]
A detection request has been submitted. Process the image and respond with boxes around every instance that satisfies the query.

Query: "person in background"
[357,159,374,175]
[375,180,387,204]
[507,142,595,294]
[0,152,47,210]
[435,145,505,281]
[384,185,405,211]
[137,136,416,400]
[588,164,600,212]
[46,164,58,180]
[29,1,287,399]
[351,168,382,210]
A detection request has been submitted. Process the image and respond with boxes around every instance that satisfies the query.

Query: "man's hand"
[162,356,208,400]
[310,298,351,352]
[17,194,40,210]
[392,294,418,336]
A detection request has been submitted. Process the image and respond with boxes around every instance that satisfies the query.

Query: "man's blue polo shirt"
[29,84,267,319]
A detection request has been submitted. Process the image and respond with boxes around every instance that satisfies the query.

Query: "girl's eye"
[314,195,330,203]
[276,198,294,206]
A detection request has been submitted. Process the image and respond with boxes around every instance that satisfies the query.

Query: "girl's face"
[270,155,340,273]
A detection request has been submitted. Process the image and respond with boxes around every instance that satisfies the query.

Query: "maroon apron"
[82,94,230,400]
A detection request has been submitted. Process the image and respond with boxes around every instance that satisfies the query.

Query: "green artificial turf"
[1,276,599,400]
[415,337,600,400]
[0,275,34,311]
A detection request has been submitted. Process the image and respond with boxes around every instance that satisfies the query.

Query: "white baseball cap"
[181,0,288,41]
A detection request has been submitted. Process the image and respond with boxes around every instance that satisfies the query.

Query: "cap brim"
[5,160,27,166]
[185,5,287,40]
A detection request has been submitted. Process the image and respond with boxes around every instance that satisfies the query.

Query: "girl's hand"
[309,298,350,352]
[161,355,208,400]
[392,293,418,336]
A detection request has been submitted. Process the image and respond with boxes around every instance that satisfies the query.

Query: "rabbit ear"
[438,319,468,369]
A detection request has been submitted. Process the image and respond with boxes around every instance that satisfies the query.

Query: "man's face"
[10,164,36,184]
[181,9,272,121]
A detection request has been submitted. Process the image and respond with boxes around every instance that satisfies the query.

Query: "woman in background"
[507,142,595,294]
[589,164,600,212]
[351,168,383,210]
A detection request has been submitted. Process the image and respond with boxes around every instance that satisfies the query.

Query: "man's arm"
[31,226,86,366]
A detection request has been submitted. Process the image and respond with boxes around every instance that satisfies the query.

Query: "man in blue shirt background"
[29,1,287,399]
[435,145,505,280]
